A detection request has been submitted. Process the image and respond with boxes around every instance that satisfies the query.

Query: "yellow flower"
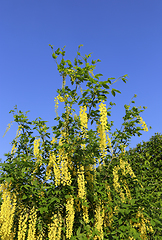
[27,206,37,240]
[0,181,17,239]
[94,202,104,240]
[97,100,108,162]
[46,152,61,186]
[137,116,148,131]
[57,95,65,102]
[57,94,69,103]
[33,138,41,157]
[113,165,125,202]
[18,208,29,240]
[79,105,88,149]
[66,195,75,239]
[77,165,86,200]
[48,212,62,240]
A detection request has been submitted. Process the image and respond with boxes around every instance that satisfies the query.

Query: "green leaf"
[111,89,116,97]
[102,83,110,89]
[78,44,83,48]
[95,73,103,79]
[22,194,27,200]
[65,195,72,199]
[52,53,57,59]
[39,207,48,214]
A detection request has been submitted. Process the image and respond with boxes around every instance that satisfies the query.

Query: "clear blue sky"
[0,0,162,186]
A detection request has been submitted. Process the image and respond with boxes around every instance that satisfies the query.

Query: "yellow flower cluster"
[94,201,105,240]
[60,155,72,187]
[57,94,69,103]
[0,181,17,239]
[113,154,142,204]
[113,165,125,202]
[51,136,57,145]
[137,116,148,132]
[130,207,154,240]
[112,153,154,239]
[46,152,61,186]
[46,112,72,186]
[59,134,72,186]
[17,208,29,240]
[57,95,64,102]
[33,138,41,157]
[27,206,37,239]
[120,157,136,179]
[48,212,62,240]
[54,94,69,120]
[41,124,47,133]
[3,120,14,138]
[33,138,43,177]
[67,68,76,83]
[97,100,109,163]
[77,165,89,223]
[66,195,75,239]
[77,166,86,200]
[79,105,88,149]
[77,104,90,223]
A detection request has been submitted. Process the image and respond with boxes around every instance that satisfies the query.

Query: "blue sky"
[0,0,162,187]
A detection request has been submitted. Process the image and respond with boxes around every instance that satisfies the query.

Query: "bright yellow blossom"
[137,116,148,131]
[66,195,75,239]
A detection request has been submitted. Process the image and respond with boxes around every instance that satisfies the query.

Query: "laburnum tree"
[0,44,156,239]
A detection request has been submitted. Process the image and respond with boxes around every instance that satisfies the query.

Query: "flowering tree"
[0,44,155,239]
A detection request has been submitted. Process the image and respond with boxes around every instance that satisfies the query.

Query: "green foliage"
[119,132,162,238]
[0,44,155,239]
[98,132,162,239]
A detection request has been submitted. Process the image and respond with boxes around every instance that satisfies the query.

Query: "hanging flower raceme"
[33,138,41,157]
[66,195,75,239]
[58,130,72,187]
[97,100,109,164]
[79,105,88,149]
[94,200,105,240]
[46,152,61,187]
[130,207,154,239]
[113,165,125,202]
[137,116,148,132]
[48,212,62,240]
[0,181,17,239]
[33,137,43,176]
[77,165,89,223]
[77,165,86,200]
[57,94,69,103]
